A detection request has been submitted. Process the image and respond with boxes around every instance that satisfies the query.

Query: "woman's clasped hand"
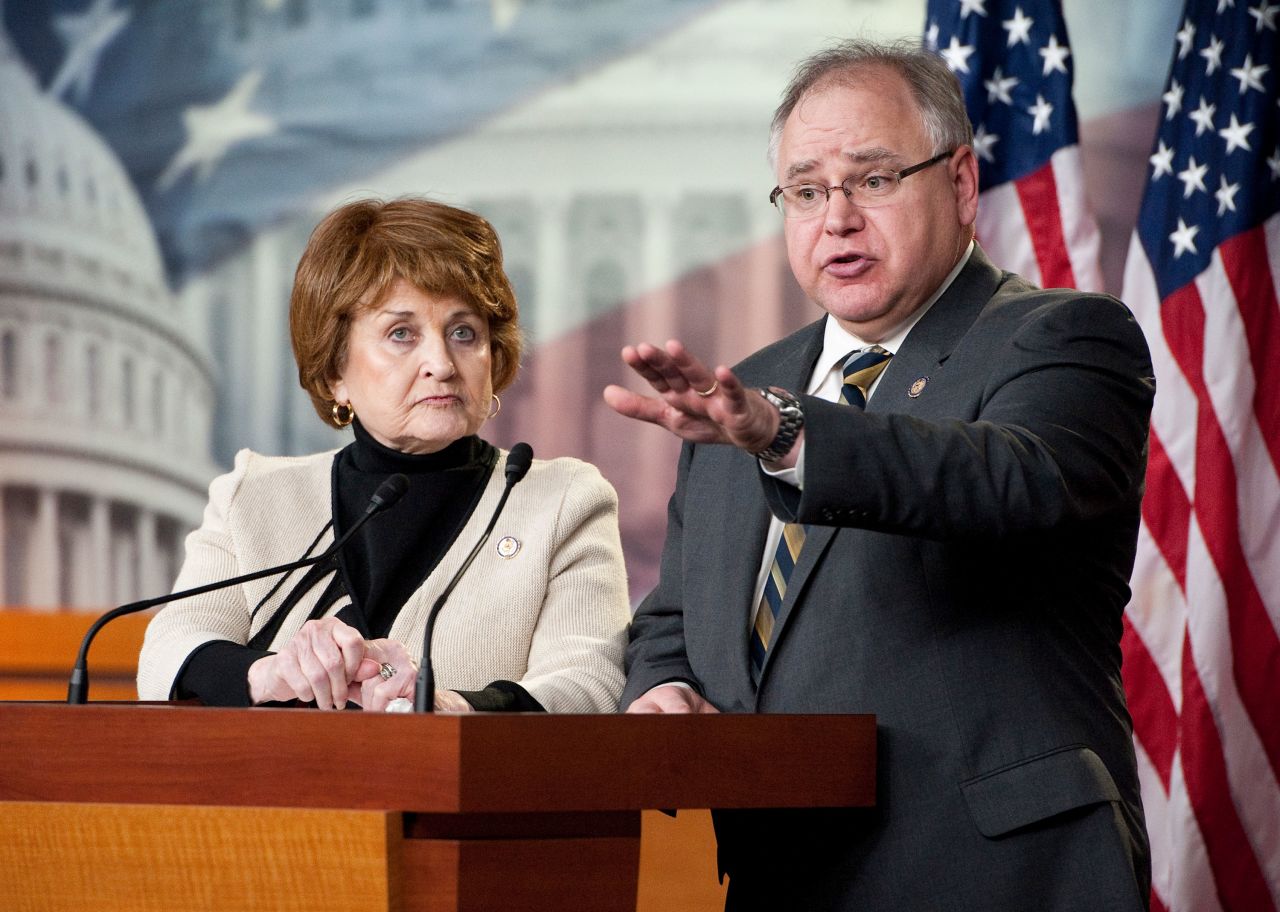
[245,617,464,712]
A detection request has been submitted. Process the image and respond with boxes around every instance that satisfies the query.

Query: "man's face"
[776,69,978,342]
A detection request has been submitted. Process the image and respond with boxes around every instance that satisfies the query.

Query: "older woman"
[138,198,629,713]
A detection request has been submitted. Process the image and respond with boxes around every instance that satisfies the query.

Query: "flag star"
[156,70,277,191]
[1149,140,1175,179]
[1162,79,1185,119]
[959,0,988,18]
[1175,20,1197,58]
[1230,54,1269,94]
[48,0,131,104]
[1219,113,1255,153]
[1248,1,1279,31]
[941,36,976,74]
[1002,6,1034,46]
[1189,96,1217,135]
[972,124,1000,162]
[490,0,524,31]
[925,20,940,51]
[1214,174,1241,215]
[1169,218,1200,258]
[1218,0,1236,10]
[1028,94,1054,134]
[1200,35,1225,74]
[1039,34,1071,75]
[1177,155,1209,197]
[984,67,1020,105]
[1269,148,1280,179]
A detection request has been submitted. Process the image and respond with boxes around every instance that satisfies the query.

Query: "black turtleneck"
[173,422,544,712]
[333,420,496,639]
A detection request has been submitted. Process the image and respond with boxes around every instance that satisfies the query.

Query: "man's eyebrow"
[783,159,821,181]
[782,148,902,182]
[845,147,900,166]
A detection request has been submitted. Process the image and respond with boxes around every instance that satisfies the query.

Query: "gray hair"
[767,38,974,171]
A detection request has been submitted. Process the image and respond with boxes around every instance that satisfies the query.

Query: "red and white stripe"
[1122,212,1280,912]
[975,145,1104,292]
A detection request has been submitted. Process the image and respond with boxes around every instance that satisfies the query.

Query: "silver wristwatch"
[753,387,804,462]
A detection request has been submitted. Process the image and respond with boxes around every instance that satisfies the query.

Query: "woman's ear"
[328,375,348,405]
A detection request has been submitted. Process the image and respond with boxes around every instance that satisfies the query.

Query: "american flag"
[925,0,1103,291]
[1120,0,1280,910]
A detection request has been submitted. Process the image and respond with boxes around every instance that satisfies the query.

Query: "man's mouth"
[823,253,873,279]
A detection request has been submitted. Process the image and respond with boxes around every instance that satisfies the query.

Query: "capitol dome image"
[0,21,218,610]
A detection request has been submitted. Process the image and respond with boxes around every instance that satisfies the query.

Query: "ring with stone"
[694,380,719,398]
[378,662,397,681]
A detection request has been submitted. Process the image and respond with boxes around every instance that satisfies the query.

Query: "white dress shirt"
[749,241,974,623]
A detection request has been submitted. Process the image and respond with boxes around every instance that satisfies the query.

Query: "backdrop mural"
[0,0,1177,608]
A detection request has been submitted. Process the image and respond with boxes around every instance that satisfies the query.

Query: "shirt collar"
[810,239,974,392]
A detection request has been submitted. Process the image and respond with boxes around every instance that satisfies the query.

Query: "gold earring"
[487,395,501,419]
[331,401,355,427]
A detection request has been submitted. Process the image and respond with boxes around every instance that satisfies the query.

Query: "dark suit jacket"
[622,247,1155,911]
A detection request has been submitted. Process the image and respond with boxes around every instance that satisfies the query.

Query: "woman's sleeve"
[516,462,630,713]
[136,451,258,700]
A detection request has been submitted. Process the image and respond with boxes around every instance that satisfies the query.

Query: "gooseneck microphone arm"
[67,473,410,704]
[413,443,534,713]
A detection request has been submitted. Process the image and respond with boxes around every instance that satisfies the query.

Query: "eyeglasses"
[768,150,954,219]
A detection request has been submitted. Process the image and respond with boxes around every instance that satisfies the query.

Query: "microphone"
[67,473,410,704]
[413,443,533,712]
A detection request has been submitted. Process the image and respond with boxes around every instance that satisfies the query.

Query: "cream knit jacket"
[137,447,630,712]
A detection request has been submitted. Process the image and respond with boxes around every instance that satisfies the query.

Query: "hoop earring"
[331,401,355,428]
[487,395,501,419]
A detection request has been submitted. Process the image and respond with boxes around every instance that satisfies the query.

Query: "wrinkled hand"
[626,683,720,714]
[246,617,366,710]
[603,340,787,459]
[347,637,418,713]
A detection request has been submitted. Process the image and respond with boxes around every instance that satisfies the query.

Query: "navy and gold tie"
[749,345,893,681]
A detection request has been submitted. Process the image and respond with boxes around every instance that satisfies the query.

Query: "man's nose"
[824,188,866,234]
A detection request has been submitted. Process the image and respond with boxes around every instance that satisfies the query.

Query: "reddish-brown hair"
[289,197,522,427]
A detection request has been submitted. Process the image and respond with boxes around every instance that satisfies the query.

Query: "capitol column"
[634,192,679,344]
[748,198,787,345]
[89,497,111,608]
[0,487,7,603]
[633,191,681,500]
[27,488,61,609]
[530,198,573,454]
[136,510,159,603]
[534,198,570,346]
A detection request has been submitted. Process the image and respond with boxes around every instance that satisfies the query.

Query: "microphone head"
[369,473,410,512]
[505,443,534,484]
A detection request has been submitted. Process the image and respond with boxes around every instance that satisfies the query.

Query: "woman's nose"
[417,338,456,378]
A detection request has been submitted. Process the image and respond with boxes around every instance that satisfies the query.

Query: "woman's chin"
[383,418,482,454]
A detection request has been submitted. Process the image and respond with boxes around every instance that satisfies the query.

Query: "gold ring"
[379,662,397,681]
[694,380,718,398]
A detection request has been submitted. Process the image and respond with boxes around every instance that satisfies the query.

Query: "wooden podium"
[0,703,874,912]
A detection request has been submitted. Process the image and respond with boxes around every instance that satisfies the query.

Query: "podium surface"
[0,703,875,912]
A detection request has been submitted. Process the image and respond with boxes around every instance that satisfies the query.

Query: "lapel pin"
[496,536,521,559]
[908,377,928,398]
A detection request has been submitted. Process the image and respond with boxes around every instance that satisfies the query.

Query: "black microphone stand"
[67,473,409,704]
[413,444,533,712]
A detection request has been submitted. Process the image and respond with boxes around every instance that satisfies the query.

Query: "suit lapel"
[868,245,1001,415]
[759,248,1002,680]
[737,324,828,688]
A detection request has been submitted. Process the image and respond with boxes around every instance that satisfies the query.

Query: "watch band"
[753,387,804,462]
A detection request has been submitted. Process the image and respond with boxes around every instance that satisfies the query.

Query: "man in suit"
[604,39,1153,911]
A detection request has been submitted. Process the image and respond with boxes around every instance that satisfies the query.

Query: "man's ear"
[952,146,980,228]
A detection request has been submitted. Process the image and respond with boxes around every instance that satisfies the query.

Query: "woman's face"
[330,279,494,454]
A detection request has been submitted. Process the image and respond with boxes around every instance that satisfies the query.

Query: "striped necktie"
[749,345,893,682]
